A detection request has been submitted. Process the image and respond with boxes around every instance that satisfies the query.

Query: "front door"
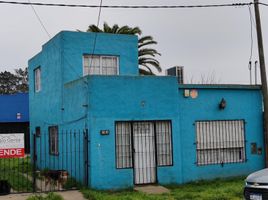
[133,122,156,184]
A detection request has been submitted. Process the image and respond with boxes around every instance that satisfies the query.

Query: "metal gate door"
[133,122,156,184]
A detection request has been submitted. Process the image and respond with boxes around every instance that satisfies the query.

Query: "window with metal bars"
[155,121,173,166]
[116,122,133,168]
[115,121,173,169]
[49,126,59,155]
[195,120,246,166]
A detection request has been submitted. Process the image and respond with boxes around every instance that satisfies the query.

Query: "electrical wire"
[28,0,83,78]
[259,2,268,6]
[0,1,255,9]
[28,0,51,38]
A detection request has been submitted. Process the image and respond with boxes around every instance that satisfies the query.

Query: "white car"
[244,168,268,200]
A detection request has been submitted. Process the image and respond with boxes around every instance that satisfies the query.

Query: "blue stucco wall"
[61,31,138,83]
[0,93,29,122]
[29,31,138,128]
[28,31,139,185]
[28,31,265,190]
[85,75,181,189]
[178,85,265,183]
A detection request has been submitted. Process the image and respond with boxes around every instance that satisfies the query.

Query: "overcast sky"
[0,0,267,84]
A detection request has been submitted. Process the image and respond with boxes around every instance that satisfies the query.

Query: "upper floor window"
[83,55,119,76]
[34,67,41,92]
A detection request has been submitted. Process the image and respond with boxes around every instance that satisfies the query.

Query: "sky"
[0,0,267,84]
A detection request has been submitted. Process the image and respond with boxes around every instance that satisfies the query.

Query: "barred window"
[116,122,133,168]
[115,121,173,169]
[49,126,59,155]
[156,121,173,166]
[196,120,246,166]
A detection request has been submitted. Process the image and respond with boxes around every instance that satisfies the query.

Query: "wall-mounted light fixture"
[219,98,226,110]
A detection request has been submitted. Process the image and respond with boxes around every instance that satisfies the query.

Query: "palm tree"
[87,23,161,75]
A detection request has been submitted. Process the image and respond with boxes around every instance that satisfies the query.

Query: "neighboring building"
[28,31,265,189]
[0,93,30,153]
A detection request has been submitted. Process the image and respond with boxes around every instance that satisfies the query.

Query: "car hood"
[247,168,268,183]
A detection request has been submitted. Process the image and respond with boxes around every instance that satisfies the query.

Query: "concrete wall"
[28,31,265,190]
[86,75,181,189]
[28,31,138,183]
[178,85,265,183]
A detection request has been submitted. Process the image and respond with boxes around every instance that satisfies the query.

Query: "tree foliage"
[87,23,161,75]
[0,67,28,94]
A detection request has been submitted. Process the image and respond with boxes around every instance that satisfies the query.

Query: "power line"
[28,0,51,38]
[259,2,268,6]
[0,1,258,9]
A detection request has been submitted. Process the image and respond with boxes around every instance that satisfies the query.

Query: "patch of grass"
[81,177,245,200]
[62,177,82,190]
[27,192,64,200]
[0,156,33,192]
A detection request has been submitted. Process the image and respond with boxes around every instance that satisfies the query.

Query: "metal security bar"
[115,122,133,168]
[115,120,173,184]
[34,129,88,192]
[0,129,88,194]
[156,121,173,166]
[195,120,246,166]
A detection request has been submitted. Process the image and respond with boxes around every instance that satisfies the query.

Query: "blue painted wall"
[85,75,181,189]
[28,31,139,185]
[28,31,265,190]
[178,85,265,183]
[0,93,29,122]
[29,31,138,129]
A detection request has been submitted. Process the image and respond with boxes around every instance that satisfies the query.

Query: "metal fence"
[0,129,88,194]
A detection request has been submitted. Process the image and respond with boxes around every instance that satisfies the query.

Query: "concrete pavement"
[0,190,86,200]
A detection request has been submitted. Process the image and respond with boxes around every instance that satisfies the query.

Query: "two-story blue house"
[28,31,265,189]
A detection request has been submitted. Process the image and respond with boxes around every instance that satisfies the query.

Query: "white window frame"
[49,126,59,155]
[195,120,246,166]
[34,67,41,92]
[83,55,119,76]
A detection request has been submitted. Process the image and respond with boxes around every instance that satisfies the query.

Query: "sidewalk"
[0,190,86,200]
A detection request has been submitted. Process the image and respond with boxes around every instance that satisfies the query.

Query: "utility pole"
[254,0,268,167]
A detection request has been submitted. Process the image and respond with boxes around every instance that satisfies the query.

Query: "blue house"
[28,31,265,189]
[0,93,30,153]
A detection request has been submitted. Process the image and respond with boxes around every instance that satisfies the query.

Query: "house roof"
[0,93,29,123]
[179,84,261,90]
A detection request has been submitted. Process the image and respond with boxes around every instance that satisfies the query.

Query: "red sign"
[0,148,25,158]
[0,134,25,158]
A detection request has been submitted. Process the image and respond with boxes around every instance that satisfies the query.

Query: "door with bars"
[115,120,173,185]
[133,122,156,184]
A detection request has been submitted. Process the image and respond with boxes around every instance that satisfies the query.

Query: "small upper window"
[34,67,41,92]
[83,55,118,76]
